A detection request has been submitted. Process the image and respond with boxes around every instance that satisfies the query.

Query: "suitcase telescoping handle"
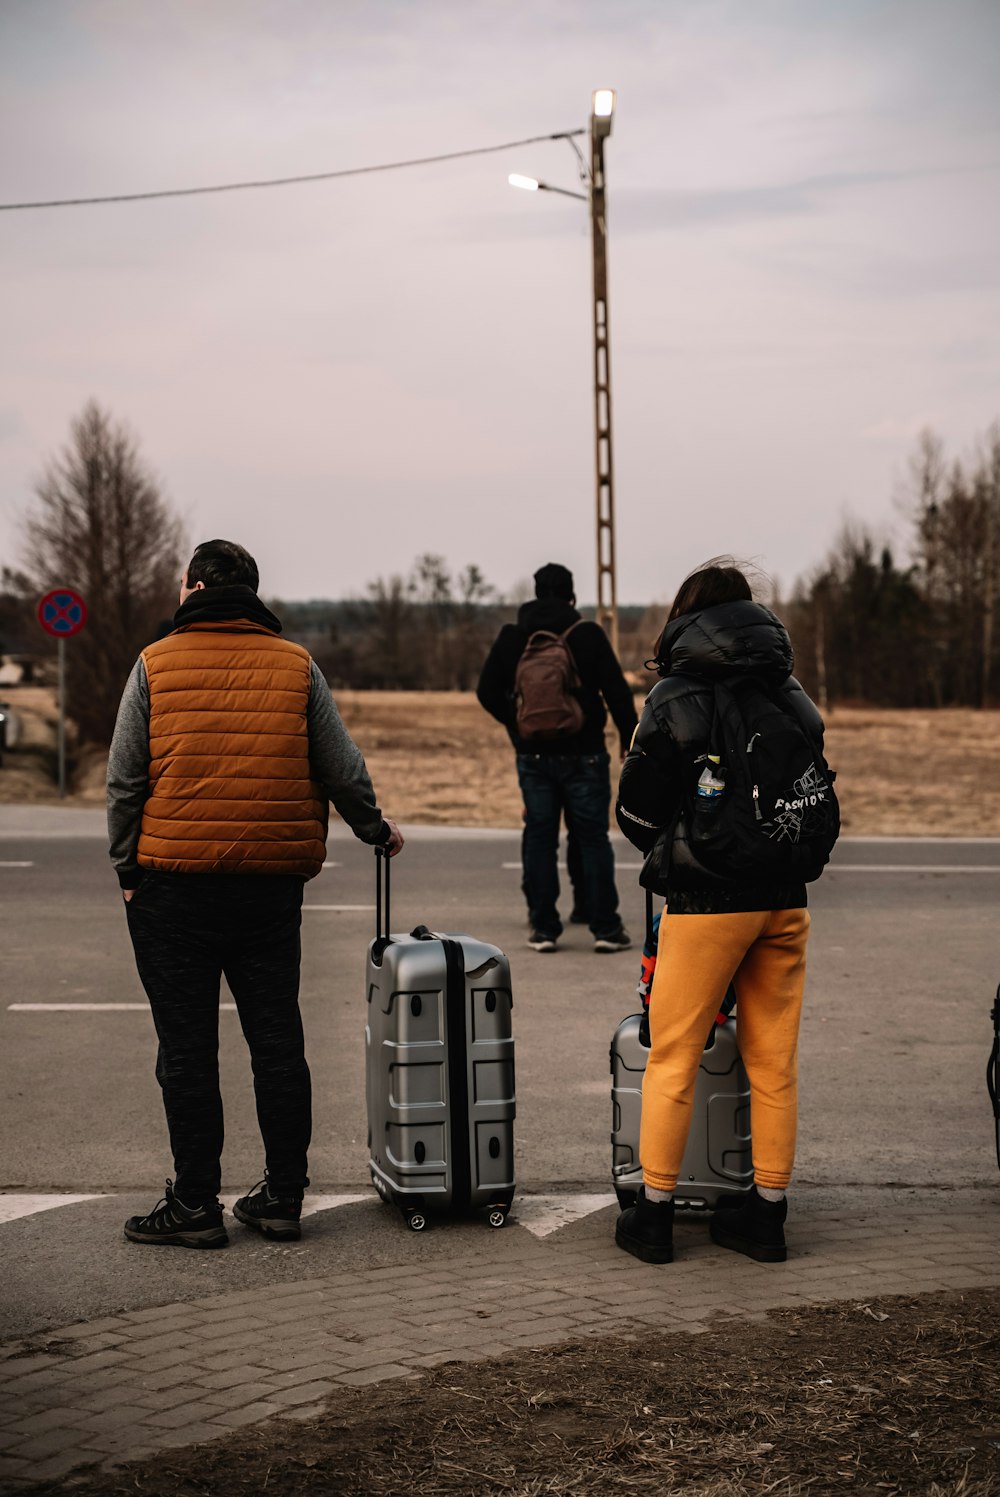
[374,845,391,959]
[989,985,1000,1171]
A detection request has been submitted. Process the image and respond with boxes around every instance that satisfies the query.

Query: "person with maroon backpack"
[477,562,637,953]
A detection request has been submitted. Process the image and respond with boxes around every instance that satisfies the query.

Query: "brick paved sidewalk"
[1,1191,997,1490]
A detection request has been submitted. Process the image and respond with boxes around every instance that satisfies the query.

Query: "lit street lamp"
[509,88,619,652]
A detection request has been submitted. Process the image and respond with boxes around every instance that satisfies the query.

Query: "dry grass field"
[2,686,999,836]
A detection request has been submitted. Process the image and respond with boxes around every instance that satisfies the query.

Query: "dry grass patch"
[3,688,1000,837]
[822,707,1000,837]
[333,691,522,828]
[25,1288,1000,1496]
[331,697,1000,838]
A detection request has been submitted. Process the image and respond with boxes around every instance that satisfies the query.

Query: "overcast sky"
[2,0,998,608]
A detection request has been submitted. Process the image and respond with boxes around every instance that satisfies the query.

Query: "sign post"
[36,589,88,797]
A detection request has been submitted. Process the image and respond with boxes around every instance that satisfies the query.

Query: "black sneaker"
[615,1187,674,1264]
[710,1185,787,1262]
[527,930,558,953]
[124,1181,228,1249]
[594,925,632,953]
[233,1179,303,1241]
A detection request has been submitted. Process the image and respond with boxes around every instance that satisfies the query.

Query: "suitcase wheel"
[615,1186,638,1212]
[487,1207,508,1229]
[404,1210,427,1232]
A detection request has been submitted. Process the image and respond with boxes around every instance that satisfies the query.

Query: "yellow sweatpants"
[640,907,810,1193]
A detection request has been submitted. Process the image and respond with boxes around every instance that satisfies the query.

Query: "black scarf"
[171,585,283,635]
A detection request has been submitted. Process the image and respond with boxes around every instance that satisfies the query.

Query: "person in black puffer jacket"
[614,561,829,1267]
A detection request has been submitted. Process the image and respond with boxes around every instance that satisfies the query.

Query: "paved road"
[2,809,997,1202]
[1,809,998,1486]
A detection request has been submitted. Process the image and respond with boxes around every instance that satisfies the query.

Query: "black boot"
[710,1186,787,1262]
[615,1187,674,1264]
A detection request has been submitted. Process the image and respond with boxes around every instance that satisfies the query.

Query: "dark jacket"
[616,600,825,913]
[476,598,638,756]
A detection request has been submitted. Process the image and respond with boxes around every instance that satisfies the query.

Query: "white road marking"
[0,860,33,867]
[0,1194,107,1224]
[303,904,376,911]
[501,1193,615,1236]
[843,835,1000,844]
[502,860,1000,875]
[321,862,341,868]
[8,1003,237,1012]
[828,865,1000,874]
[0,1190,614,1237]
[220,1192,367,1218]
[502,862,643,871]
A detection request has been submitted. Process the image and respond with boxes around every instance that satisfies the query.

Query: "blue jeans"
[516,752,621,939]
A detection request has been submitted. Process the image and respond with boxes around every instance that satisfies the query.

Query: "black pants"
[126,872,311,1203]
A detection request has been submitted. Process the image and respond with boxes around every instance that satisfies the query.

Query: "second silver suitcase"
[611,1012,753,1211]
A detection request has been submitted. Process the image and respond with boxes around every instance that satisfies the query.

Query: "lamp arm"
[537,182,588,202]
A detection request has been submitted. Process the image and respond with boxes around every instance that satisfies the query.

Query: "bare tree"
[365,574,419,688]
[453,564,496,690]
[337,558,503,690]
[904,425,1000,705]
[785,520,923,708]
[20,400,183,744]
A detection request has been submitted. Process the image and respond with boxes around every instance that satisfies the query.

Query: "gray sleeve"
[307,662,389,845]
[106,658,151,888]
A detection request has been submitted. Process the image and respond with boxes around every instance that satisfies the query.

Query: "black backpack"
[682,675,839,885]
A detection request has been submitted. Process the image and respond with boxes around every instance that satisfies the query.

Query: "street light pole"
[589,88,617,654]
[508,88,619,652]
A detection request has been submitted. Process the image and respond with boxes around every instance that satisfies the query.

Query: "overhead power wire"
[0,129,585,212]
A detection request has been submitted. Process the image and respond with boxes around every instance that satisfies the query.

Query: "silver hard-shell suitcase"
[365,850,516,1231]
[611,1010,753,1211]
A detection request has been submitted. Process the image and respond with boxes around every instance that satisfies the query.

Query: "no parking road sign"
[36,588,87,798]
[37,588,88,638]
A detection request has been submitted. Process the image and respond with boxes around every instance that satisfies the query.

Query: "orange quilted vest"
[137,622,327,877]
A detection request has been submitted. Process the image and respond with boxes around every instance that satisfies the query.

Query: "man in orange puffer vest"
[108,539,403,1249]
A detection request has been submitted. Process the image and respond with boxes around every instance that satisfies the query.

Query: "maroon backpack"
[513,624,585,740]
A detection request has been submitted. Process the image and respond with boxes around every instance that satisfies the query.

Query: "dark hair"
[534,562,574,601]
[186,539,259,592]
[649,561,753,667]
[667,562,752,622]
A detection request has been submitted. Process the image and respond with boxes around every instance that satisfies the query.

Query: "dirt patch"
[3,689,1000,836]
[25,1288,1000,1496]
[821,707,1000,838]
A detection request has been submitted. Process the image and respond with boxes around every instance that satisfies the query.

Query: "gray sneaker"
[594,925,632,953]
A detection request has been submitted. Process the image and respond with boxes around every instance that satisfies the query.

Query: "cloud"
[861,415,936,444]
[611,162,1000,235]
[0,409,24,442]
